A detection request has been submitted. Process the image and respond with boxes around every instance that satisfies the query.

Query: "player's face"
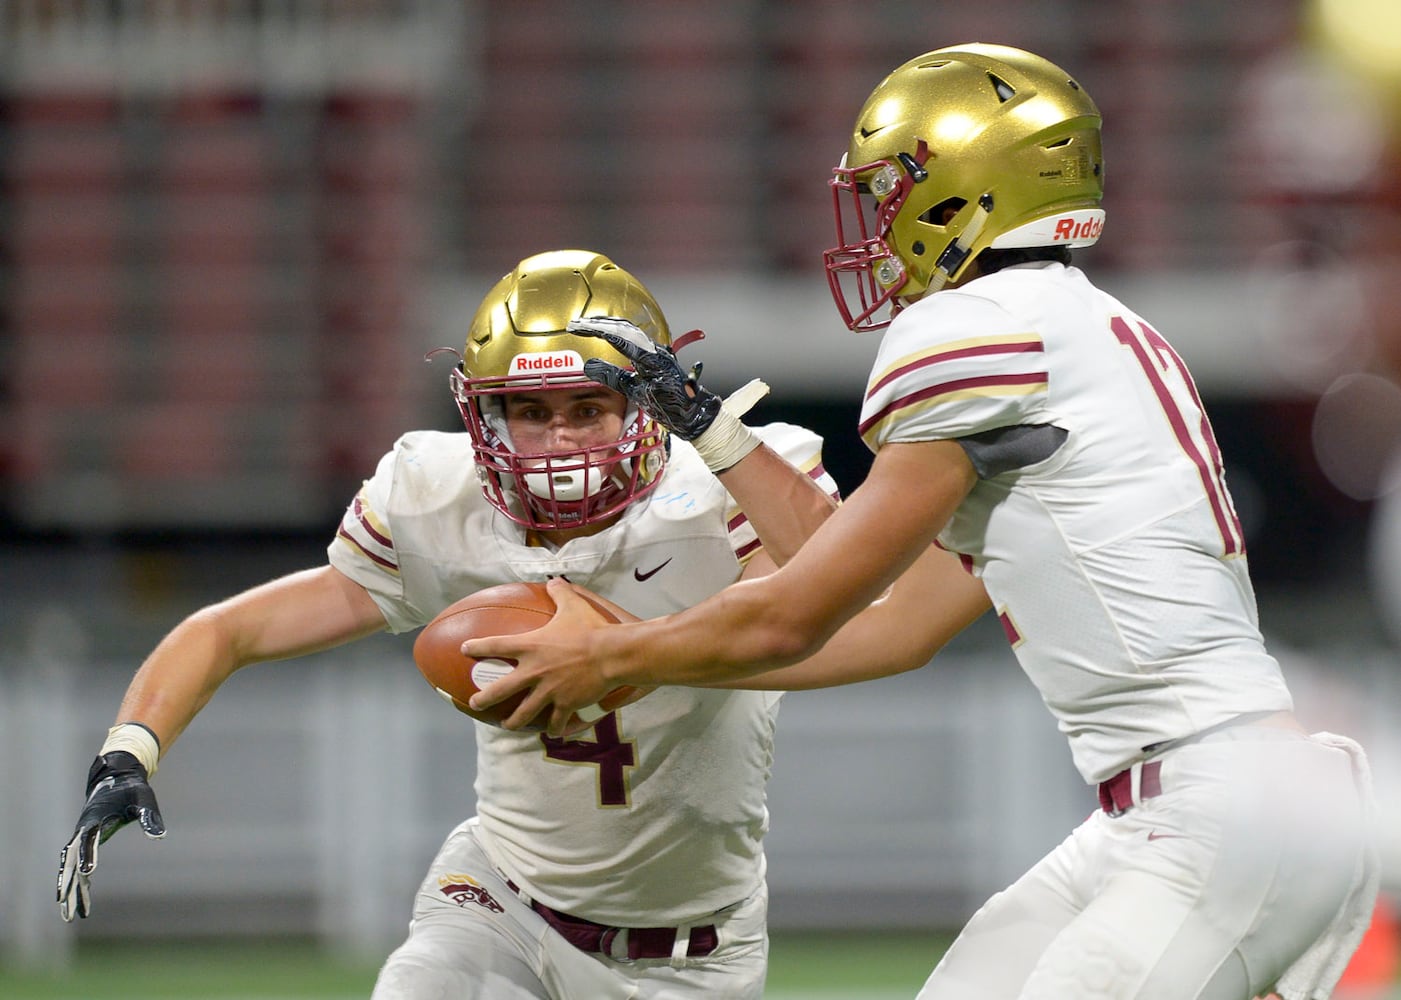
[502,387,628,456]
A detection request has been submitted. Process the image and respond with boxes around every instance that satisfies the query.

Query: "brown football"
[413,581,636,731]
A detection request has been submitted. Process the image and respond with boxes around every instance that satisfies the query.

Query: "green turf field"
[3,932,1397,999]
[0,931,947,999]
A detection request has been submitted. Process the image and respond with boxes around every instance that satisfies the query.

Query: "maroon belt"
[1097,760,1163,817]
[506,879,719,960]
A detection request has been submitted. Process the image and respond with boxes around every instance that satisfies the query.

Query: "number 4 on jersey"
[541,714,636,807]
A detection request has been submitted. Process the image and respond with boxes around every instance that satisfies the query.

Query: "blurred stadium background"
[1,1,1399,996]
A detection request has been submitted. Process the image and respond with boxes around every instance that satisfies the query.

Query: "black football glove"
[568,316,722,440]
[57,750,165,921]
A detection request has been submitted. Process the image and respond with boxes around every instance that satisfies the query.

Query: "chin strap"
[930,192,995,290]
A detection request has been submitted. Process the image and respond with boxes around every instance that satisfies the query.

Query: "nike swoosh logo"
[859,124,887,139]
[1147,831,1188,841]
[633,558,672,582]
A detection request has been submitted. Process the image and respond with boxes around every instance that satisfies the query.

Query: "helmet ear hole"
[920,197,967,227]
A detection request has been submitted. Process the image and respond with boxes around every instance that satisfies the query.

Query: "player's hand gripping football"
[57,751,165,921]
[568,316,722,440]
[467,577,620,737]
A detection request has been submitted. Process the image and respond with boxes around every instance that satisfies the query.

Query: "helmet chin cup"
[522,462,605,502]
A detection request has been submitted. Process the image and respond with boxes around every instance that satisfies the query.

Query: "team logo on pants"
[438,873,505,913]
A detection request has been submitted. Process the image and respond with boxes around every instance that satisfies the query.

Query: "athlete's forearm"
[114,607,249,753]
[595,572,823,688]
[114,566,386,753]
[702,544,992,690]
[598,440,980,689]
[469,441,977,719]
[595,506,918,688]
[717,442,838,568]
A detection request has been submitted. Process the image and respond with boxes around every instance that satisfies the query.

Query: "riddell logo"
[510,351,583,374]
[1053,215,1104,242]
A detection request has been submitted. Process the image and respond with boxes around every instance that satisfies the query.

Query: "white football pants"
[371,818,768,1000]
[919,727,1376,1000]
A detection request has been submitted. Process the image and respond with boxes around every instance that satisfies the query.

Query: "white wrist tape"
[100,722,160,778]
[690,378,770,473]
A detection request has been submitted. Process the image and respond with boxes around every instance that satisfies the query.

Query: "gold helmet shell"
[463,249,672,384]
[825,43,1105,331]
[453,250,672,530]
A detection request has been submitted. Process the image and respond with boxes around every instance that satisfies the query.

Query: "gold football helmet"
[452,249,671,530]
[824,43,1105,331]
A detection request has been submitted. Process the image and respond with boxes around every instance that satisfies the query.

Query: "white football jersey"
[329,424,838,925]
[862,262,1293,784]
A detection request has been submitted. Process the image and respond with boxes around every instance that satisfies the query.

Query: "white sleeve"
[326,442,417,630]
[859,294,1052,451]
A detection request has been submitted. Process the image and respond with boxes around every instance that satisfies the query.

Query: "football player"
[466,46,1380,1000]
[56,249,841,1000]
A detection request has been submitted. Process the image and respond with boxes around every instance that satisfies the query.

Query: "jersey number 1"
[1111,315,1245,556]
